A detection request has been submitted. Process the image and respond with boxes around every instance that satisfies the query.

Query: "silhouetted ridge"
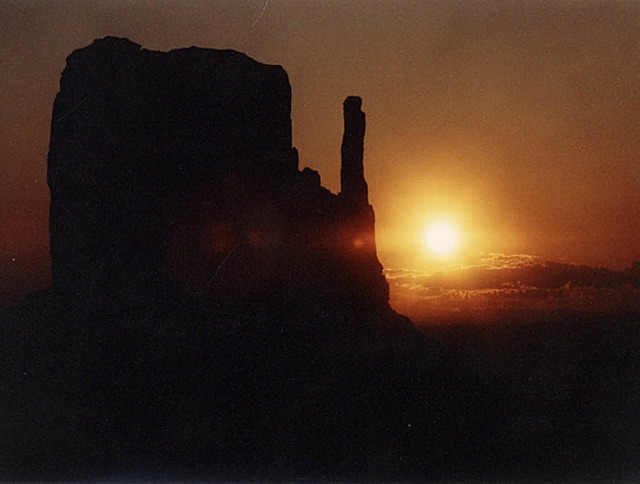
[3,38,429,479]
[47,37,394,317]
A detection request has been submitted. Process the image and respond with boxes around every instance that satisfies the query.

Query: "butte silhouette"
[3,37,466,480]
[47,37,394,317]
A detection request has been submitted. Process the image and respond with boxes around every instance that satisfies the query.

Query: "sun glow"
[425,221,459,256]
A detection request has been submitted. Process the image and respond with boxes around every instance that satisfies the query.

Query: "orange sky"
[1,0,639,305]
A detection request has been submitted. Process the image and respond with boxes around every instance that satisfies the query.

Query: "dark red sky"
[1,0,639,305]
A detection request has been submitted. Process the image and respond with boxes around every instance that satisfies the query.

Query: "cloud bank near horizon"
[386,254,640,323]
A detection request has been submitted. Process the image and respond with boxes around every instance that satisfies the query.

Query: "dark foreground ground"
[418,311,640,480]
[1,293,639,481]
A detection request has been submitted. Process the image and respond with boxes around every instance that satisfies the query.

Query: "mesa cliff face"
[2,39,422,476]
[48,37,391,316]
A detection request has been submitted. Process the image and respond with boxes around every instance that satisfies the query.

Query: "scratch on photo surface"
[252,0,269,28]
[55,97,89,122]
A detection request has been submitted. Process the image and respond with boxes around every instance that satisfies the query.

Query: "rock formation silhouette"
[47,36,391,317]
[4,37,435,479]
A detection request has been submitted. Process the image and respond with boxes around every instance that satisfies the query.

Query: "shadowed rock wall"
[47,37,389,312]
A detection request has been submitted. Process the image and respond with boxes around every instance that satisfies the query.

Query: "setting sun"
[425,221,459,256]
